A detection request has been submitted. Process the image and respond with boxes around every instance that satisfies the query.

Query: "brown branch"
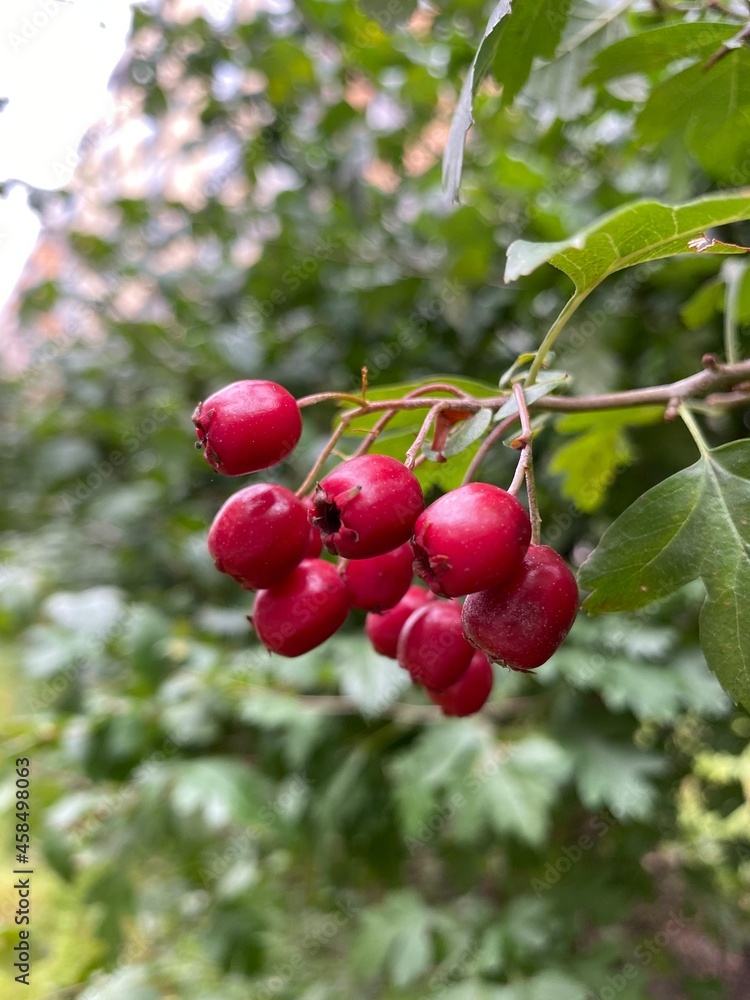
[534,358,750,412]
[703,21,750,72]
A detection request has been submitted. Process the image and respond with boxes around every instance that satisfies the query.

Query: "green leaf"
[681,277,724,329]
[584,21,736,84]
[572,741,666,820]
[340,377,499,434]
[443,0,513,203]
[548,406,663,513]
[454,736,572,845]
[505,190,750,292]
[637,49,750,183]
[490,0,573,104]
[579,440,750,711]
[494,371,571,420]
[444,408,492,458]
[353,890,435,986]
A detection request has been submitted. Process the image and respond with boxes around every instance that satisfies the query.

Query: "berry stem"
[678,405,711,458]
[461,413,520,485]
[351,384,471,459]
[524,291,589,387]
[295,415,354,496]
[297,390,371,408]
[508,384,542,544]
[404,402,449,469]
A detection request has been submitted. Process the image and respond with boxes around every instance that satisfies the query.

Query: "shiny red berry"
[341,542,414,612]
[365,585,435,659]
[193,379,302,476]
[251,558,350,657]
[313,454,424,559]
[426,650,494,717]
[208,484,310,590]
[397,600,474,690]
[412,483,531,598]
[462,545,579,670]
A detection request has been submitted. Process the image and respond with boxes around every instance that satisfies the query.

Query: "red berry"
[193,379,302,476]
[302,497,324,558]
[313,454,424,559]
[427,651,494,717]
[462,545,579,670]
[397,600,475,690]
[208,483,309,590]
[341,542,414,612]
[251,558,350,657]
[365,585,435,658]
[412,483,531,598]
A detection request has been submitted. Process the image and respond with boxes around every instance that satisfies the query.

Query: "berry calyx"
[426,650,494,717]
[412,482,531,598]
[193,379,302,476]
[208,483,310,590]
[397,600,475,690]
[302,497,324,558]
[251,558,350,657]
[313,454,424,559]
[365,584,435,658]
[461,545,579,671]
[341,542,414,612]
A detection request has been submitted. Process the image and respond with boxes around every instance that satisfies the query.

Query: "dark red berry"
[397,600,474,690]
[208,483,309,590]
[313,454,424,559]
[302,497,324,558]
[251,558,350,657]
[193,379,302,476]
[412,482,531,598]
[365,585,435,658]
[341,543,414,612]
[462,545,579,670]
[426,650,494,717]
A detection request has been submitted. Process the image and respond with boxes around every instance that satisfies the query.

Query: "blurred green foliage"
[1,1,749,998]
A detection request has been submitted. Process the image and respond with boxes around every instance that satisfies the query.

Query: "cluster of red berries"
[194,379,579,717]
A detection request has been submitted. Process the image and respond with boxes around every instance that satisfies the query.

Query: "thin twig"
[703,21,750,71]
[404,402,448,469]
[295,416,354,496]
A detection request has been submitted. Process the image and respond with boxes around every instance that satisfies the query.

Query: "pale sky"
[0,0,134,310]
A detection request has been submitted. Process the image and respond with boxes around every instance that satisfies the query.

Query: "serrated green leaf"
[584,21,736,84]
[579,440,750,711]
[444,408,492,458]
[455,737,571,845]
[443,0,513,202]
[491,0,573,104]
[572,741,665,820]
[505,190,750,291]
[549,406,663,513]
[637,49,750,183]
